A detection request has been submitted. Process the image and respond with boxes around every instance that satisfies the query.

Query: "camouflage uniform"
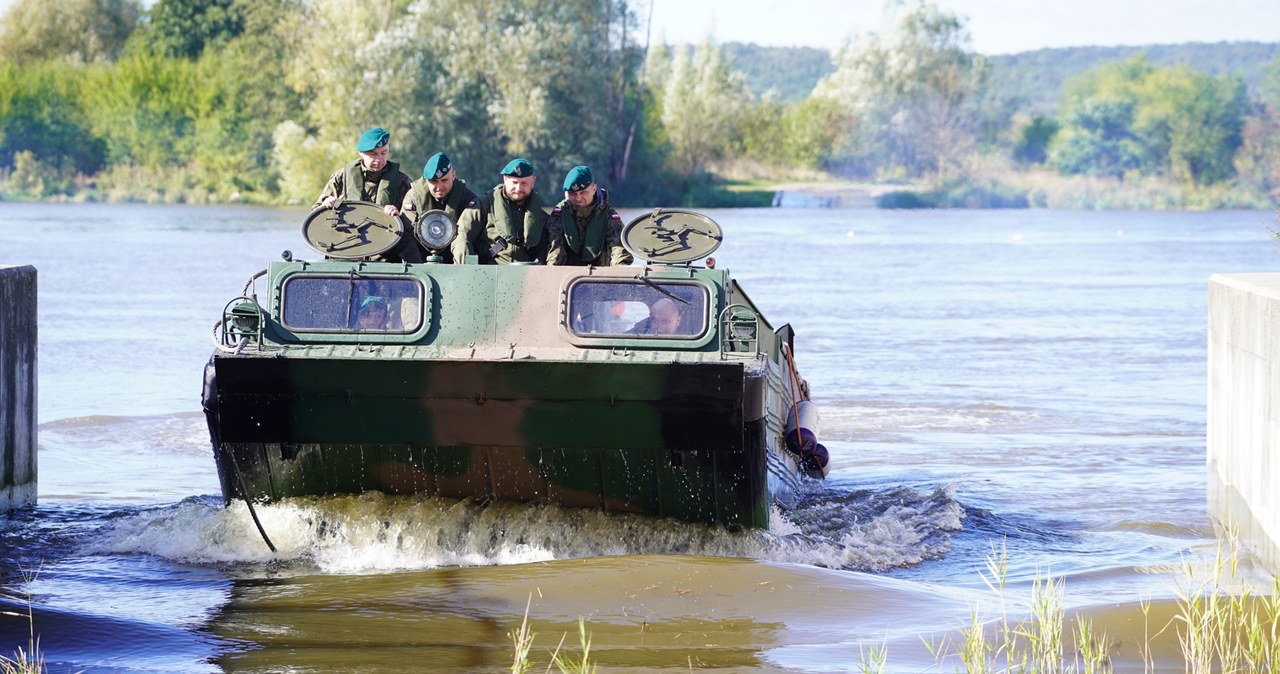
[546,188,633,266]
[451,184,549,264]
[402,179,479,262]
[314,159,413,211]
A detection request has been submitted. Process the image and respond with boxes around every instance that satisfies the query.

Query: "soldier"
[627,298,683,335]
[314,127,420,262]
[450,158,549,265]
[546,165,632,267]
[401,152,478,262]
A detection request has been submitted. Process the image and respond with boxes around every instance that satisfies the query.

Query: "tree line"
[0,0,1277,208]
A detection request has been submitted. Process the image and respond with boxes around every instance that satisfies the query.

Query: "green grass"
[1,570,44,674]
[863,536,1280,674]
[510,596,598,674]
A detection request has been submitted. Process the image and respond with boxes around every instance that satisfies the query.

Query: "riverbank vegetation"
[504,539,1280,673]
[0,0,1277,209]
[0,573,43,674]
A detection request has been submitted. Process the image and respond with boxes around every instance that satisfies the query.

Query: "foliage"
[140,0,244,60]
[814,0,988,180]
[0,570,45,674]
[272,120,346,204]
[987,42,1280,115]
[509,603,598,674]
[0,0,141,65]
[1047,98,1144,178]
[0,62,105,177]
[80,53,201,169]
[1013,115,1059,165]
[0,0,1273,208]
[1234,53,1280,201]
[1048,54,1249,186]
[653,40,752,174]
[275,0,646,198]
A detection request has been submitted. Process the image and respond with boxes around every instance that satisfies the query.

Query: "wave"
[81,484,966,575]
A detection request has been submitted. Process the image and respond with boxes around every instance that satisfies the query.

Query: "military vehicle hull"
[204,210,819,530]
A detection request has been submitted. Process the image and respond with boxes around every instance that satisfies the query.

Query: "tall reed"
[0,571,44,674]
[509,597,598,674]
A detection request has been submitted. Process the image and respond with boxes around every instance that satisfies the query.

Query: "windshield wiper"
[635,274,690,304]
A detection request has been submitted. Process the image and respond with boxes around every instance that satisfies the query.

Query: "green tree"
[0,63,106,176]
[141,0,244,59]
[80,53,200,168]
[1049,54,1248,185]
[1047,99,1142,177]
[1012,115,1059,165]
[0,0,141,64]
[814,0,987,179]
[182,0,303,196]
[291,0,645,195]
[652,39,750,174]
[1234,54,1280,201]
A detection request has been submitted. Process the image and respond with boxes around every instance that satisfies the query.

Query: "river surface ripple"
[0,203,1276,672]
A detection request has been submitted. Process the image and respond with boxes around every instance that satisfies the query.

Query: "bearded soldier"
[450,158,549,265]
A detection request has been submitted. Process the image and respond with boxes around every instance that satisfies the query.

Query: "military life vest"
[407,178,477,224]
[342,159,410,207]
[552,190,615,265]
[482,183,545,260]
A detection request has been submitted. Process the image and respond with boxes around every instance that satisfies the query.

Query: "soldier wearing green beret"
[314,127,419,262]
[545,165,632,267]
[451,158,550,265]
[401,151,478,263]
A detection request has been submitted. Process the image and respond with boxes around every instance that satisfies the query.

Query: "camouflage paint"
[207,261,800,529]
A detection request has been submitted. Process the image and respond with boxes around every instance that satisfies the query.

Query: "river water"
[0,202,1277,672]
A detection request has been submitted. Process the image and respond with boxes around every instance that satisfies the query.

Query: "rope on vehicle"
[781,342,808,454]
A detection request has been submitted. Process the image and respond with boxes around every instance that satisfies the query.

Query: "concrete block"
[0,264,37,513]
[1208,273,1280,569]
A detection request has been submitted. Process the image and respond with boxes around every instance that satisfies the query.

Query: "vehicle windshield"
[567,279,707,338]
[281,274,424,333]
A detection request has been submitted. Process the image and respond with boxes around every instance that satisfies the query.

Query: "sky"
[646,0,1280,54]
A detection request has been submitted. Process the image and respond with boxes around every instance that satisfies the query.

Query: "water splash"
[83,484,966,575]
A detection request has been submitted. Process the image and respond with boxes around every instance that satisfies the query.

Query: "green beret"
[563,165,593,192]
[356,127,390,152]
[500,158,535,178]
[360,295,386,310]
[423,152,452,180]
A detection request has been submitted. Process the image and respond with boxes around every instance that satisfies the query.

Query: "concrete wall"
[1208,273,1280,568]
[0,264,37,513]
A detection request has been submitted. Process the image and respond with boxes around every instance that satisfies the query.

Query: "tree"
[80,53,200,168]
[651,40,751,174]
[142,0,244,59]
[813,0,987,179]
[278,0,646,199]
[1012,115,1059,165]
[0,63,106,176]
[1046,98,1142,177]
[1234,54,1280,201]
[1048,54,1248,185]
[0,0,140,64]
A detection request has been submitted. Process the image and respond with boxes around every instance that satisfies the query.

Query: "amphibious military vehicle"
[202,203,826,531]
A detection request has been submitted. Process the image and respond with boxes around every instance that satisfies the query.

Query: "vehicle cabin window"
[281,275,424,333]
[568,280,707,338]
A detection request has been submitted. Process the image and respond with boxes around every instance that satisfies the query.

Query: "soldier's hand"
[384,205,400,217]
[321,196,337,209]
